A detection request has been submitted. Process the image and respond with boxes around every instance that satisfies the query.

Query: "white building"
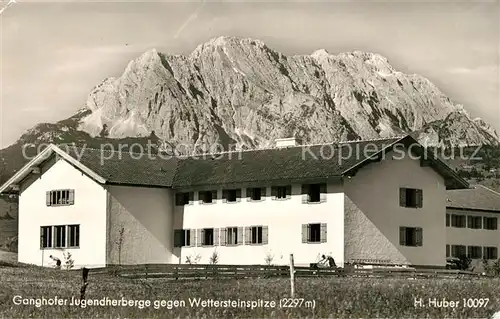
[0,135,469,268]
[446,185,500,268]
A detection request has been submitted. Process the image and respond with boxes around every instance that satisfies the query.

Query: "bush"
[458,255,472,271]
[483,258,500,276]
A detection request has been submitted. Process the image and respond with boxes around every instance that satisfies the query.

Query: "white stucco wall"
[344,153,447,267]
[107,185,174,265]
[18,158,107,268]
[446,208,500,269]
[173,184,344,267]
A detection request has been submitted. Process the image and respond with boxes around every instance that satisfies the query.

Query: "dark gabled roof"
[0,134,470,193]
[64,147,180,188]
[171,135,469,190]
[447,184,500,212]
[172,137,402,188]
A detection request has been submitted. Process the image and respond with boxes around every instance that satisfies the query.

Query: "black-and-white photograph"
[0,0,499,318]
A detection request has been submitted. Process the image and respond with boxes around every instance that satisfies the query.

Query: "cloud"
[448,65,498,75]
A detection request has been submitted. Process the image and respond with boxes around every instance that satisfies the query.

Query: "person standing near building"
[49,255,61,269]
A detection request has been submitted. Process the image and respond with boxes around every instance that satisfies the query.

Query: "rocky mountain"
[0,36,499,182]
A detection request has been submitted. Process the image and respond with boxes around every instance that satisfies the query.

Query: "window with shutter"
[248,188,263,201]
[399,188,405,207]
[219,228,227,246]
[415,228,423,246]
[446,214,450,227]
[399,188,422,208]
[244,226,251,244]
[416,189,423,208]
[262,226,268,245]
[446,244,450,257]
[301,224,308,243]
[467,246,482,259]
[249,226,263,244]
[246,188,253,202]
[191,229,198,247]
[68,189,75,205]
[222,189,238,203]
[272,185,291,200]
[271,186,278,200]
[399,227,406,246]
[237,227,243,245]
[320,223,327,243]
[46,189,75,206]
[214,228,220,246]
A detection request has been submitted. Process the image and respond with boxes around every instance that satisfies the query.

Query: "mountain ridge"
[0,35,499,183]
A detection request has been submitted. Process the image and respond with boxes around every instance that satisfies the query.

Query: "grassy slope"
[0,266,499,318]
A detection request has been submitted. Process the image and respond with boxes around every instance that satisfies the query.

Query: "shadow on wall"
[107,187,172,264]
[0,197,18,252]
[172,206,185,263]
[344,194,409,265]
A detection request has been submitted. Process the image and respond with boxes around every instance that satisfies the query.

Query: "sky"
[0,0,499,148]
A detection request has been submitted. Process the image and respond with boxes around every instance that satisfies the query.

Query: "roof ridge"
[189,135,410,157]
[54,135,411,158]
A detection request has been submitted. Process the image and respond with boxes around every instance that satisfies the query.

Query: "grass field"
[1,264,499,318]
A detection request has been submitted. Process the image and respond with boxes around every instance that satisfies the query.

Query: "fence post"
[80,267,89,301]
[289,254,295,298]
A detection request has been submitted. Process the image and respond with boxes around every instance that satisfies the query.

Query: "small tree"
[209,249,219,265]
[185,253,201,264]
[264,251,274,265]
[63,251,74,270]
[115,227,125,265]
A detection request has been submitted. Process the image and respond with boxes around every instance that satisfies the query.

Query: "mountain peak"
[67,36,500,149]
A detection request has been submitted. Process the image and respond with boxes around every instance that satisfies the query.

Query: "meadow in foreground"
[0,265,499,318]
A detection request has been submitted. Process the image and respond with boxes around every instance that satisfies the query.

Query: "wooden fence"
[83,263,485,280]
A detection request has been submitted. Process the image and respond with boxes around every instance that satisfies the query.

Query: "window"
[174,229,191,247]
[247,188,266,201]
[40,225,80,249]
[451,214,466,228]
[54,225,66,248]
[199,190,217,204]
[244,225,268,245]
[302,223,327,243]
[302,183,326,203]
[252,226,262,244]
[40,226,52,248]
[68,225,80,247]
[399,188,423,208]
[467,246,482,259]
[271,185,291,200]
[226,227,238,245]
[46,189,74,206]
[484,217,498,230]
[446,214,450,227]
[222,189,241,203]
[175,192,193,206]
[451,245,466,258]
[446,244,450,258]
[202,228,214,246]
[467,216,482,229]
[484,247,498,260]
[399,227,423,247]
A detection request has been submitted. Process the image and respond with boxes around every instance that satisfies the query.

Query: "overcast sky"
[1,0,499,148]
